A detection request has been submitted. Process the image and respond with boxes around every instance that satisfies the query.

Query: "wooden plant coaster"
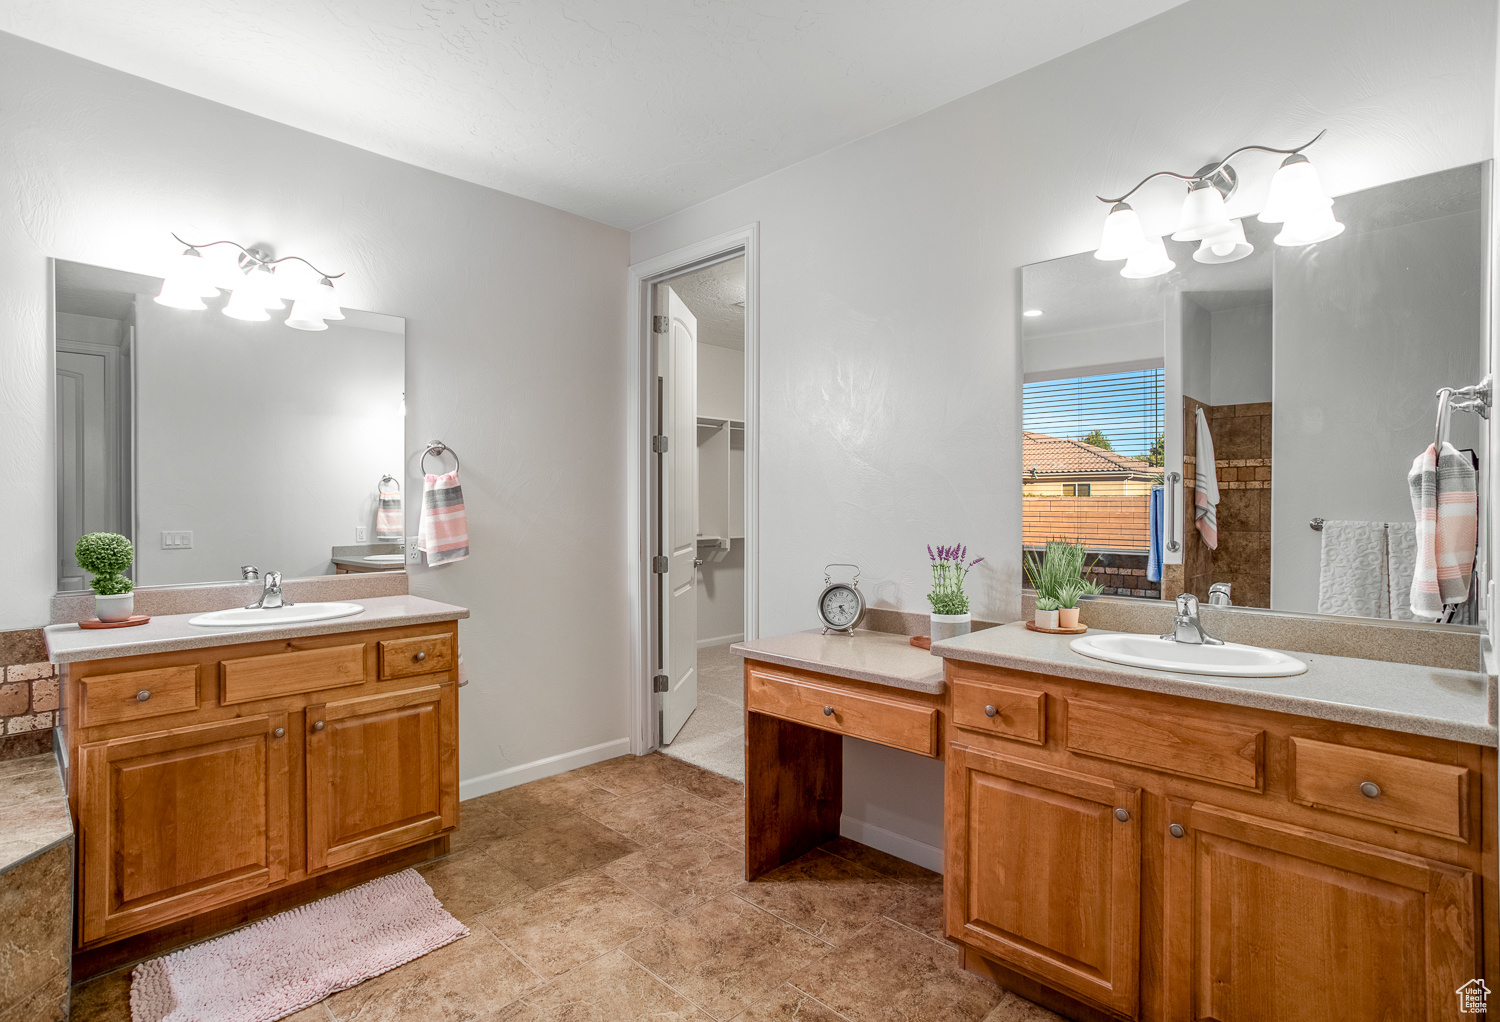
[1025,620,1087,635]
[909,635,932,650]
[78,615,152,629]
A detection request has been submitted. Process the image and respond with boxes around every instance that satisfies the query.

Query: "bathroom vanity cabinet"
[943,659,1495,1022]
[60,621,459,968]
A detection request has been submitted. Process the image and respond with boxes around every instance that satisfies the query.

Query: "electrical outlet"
[354,525,369,543]
[160,530,193,550]
[406,537,421,564]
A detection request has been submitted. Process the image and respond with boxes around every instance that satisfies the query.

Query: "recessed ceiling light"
[1023,309,1044,317]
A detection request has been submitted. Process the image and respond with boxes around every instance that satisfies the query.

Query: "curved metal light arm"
[170,233,345,280]
[1096,130,1327,205]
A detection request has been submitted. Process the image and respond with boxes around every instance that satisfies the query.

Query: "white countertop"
[731,628,945,694]
[44,594,469,664]
[934,622,1496,746]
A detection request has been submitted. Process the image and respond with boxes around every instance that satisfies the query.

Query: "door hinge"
[653,315,669,333]
[653,673,669,693]
[652,555,669,573]
[652,435,669,453]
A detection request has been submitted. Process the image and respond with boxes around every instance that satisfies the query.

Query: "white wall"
[0,33,632,792]
[631,0,1495,863]
[696,341,747,644]
[1209,303,1273,407]
[1022,320,1163,382]
[133,300,403,584]
[697,342,744,420]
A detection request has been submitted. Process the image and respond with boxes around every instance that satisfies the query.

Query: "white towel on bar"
[1385,522,1418,622]
[1194,408,1220,550]
[1317,520,1389,619]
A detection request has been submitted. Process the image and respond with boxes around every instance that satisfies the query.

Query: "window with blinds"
[1022,367,1164,555]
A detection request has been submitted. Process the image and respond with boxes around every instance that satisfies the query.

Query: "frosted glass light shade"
[154,277,208,310]
[310,277,346,321]
[284,300,328,331]
[1275,204,1345,246]
[240,265,285,310]
[1120,236,1175,278]
[1095,202,1147,261]
[222,287,271,321]
[1172,181,1232,242]
[1258,154,1333,224]
[1193,219,1253,264]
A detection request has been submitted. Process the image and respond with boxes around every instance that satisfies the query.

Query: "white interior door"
[659,285,698,744]
[56,349,116,590]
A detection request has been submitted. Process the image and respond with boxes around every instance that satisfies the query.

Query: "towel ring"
[378,473,400,493]
[422,441,460,475]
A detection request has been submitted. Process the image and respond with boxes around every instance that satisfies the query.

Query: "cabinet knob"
[273,727,286,738]
[1114,807,1131,823]
[312,720,325,732]
[823,706,835,717]
[1169,823,1186,839]
[414,651,427,662]
[984,705,998,718]
[1360,781,1381,799]
[136,690,151,702]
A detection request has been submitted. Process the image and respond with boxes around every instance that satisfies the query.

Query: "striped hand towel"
[1194,407,1220,550]
[375,478,403,541]
[418,471,469,565]
[1408,442,1477,618]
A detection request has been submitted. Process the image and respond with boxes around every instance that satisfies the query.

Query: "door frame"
[626,223,760,755]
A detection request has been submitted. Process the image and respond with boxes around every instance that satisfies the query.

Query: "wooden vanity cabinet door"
[1162,801,1478,1022]
[77,713,290,945]
[305,683,458,872]
[946,742,1141,1018]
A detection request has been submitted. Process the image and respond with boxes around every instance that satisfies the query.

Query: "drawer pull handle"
[984,705,998,718]
[823,706,835,717]
[1360,781,1381,799]
[136,690,151,702]
[273,727,286,738]
[312,720,325,732]
[1169,823,1186,839]
[1115,807,1131,823]
[414,651,427,662]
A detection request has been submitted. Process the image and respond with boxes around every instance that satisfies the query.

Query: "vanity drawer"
[80,665,200,727]
[1289,737,1470,841]
[220,644,366,704]
[1065,697,1264,791]
[379,633,454,681]
[951,679,1046,745]
[746,668,938,756]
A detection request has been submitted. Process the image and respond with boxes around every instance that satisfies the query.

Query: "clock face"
[821,585,861,629]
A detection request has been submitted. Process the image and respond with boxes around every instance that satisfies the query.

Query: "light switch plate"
[160,530,193,550]
[406,537,421,564]
[354,525,369,543]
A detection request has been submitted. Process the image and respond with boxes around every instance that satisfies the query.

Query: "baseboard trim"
[697,633,745,649]
[839,815,944,874]
[460,738,631,801]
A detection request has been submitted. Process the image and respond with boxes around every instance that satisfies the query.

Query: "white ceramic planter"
[1034,608,1059,630]
[94,592,134,622]
[930,613,972,642]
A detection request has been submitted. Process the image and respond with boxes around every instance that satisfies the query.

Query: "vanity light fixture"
[155,234,346,329]
[1094,130,1340,275]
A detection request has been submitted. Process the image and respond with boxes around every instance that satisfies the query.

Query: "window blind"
[1023,368,1165,463]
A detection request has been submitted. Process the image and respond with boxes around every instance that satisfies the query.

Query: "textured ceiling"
[669,256,744,350]
[0,0,1190,229]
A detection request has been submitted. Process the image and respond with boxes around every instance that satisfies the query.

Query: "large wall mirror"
[1021,162,1488,626]
[54,260,406,590]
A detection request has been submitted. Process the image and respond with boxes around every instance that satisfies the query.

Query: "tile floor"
[68,753,1060,1022]
[661,644,745,781]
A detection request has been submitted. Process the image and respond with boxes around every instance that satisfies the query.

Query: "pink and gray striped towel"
[418,471,469,565]
[1408,442,1476,619]
[375,478,403,542]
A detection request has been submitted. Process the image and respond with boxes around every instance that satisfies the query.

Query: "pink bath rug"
[131,869,468,1022]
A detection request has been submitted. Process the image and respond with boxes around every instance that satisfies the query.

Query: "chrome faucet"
[1162,593,1222,645]
[246,571,293,610]
[1208,582,1232,607]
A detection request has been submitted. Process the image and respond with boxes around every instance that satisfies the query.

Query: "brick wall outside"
[0,629,55,759]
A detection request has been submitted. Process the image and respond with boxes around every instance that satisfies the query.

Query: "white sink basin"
[188,602,365,628]
[362,554,406,563]
[1070,632,1307,678]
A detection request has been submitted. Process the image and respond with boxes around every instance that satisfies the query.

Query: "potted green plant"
[1056,577,1104,629]
[76,532,135,621]
[1025,540,1102,629]
[927,543,984,641]
[1033,595,1061,630]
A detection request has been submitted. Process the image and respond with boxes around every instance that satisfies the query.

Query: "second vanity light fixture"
[1095,130,1344,278]
[155,234,346,331]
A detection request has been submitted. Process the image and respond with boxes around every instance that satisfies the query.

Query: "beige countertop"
[732,628,945,694]
[934,622,1496,746]
[44,594,469,664]
[0,752,71,874]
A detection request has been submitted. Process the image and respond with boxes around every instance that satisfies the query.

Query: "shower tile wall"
[1181,397,1272,608]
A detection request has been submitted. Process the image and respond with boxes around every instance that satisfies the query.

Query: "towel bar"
[421,441,460,474]
[1310,517,1325,531]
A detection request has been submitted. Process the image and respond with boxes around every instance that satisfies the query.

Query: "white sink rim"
[187,602,366,628]
[362,554,406,563]
[1069,632,1308,678]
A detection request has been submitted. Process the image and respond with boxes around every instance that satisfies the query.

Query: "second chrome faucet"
[1162,593,1221,645]
[246,571,294,610]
